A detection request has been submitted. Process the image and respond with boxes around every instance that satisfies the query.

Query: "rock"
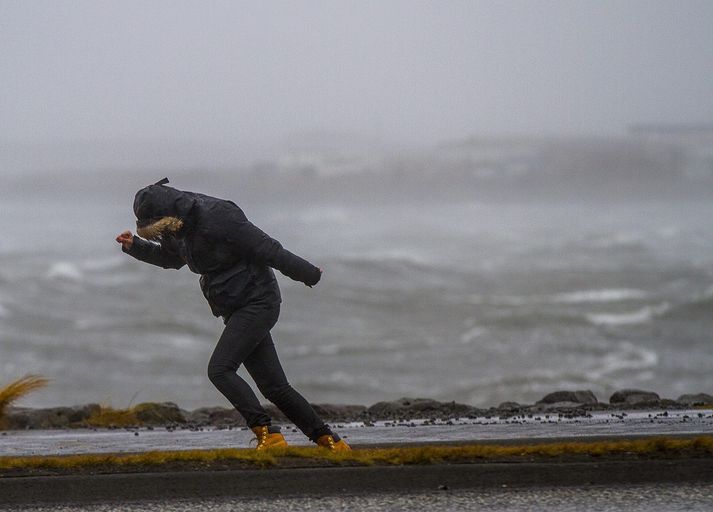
[311,403,368,422]
[4,405,97,429]
[2,407,32,429]
[367,397,478,420]
[185,407,245,427]
[264,404,288,423]
[133,402,185,425]
[497,402,522,412]
[538,401,588,410]
[609,389,660,406]
[537,390,598,405]
[676,393,713,406]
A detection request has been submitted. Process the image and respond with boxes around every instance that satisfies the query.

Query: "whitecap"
[346,249,433,267]
[552,288,648,304]
[583,341,659,380]
[460,326,486,344]
[46,262,83,281]
[283,343,342,357]
[585,303,670,326]
[587,232,645,249]
[79,255,126,272]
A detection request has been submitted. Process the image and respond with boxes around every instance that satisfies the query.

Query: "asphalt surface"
[8,483,713,512]
[2,459,713,508]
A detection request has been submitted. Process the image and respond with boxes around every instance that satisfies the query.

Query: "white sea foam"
[584,341,659,380]
[79,255,126,272]
[346,249,434,267]
[552,288,648,304]
[587,232,646,249]
[460,326,486,344]
[45,261,83,281]
[585,303,670,326]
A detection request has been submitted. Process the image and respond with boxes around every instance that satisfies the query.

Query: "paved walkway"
[1,408,711,457]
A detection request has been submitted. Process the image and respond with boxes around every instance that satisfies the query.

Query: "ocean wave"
[552,288,648,304]
[585,303,670,326]
[486,311,588,329]
[583,341,659,380]
[78,255,127,272]
[342,249,434,268]
[468,289,649,307]
[297,370,384,391]
[460,326,487,344]
[585,232,647,250]
[73,315,216,338]
[281,343,343,357]
[45,261,83,281]
[659,289,713,320]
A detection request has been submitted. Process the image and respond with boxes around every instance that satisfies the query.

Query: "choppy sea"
[1,172,712,409]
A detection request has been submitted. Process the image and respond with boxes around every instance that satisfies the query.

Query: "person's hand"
[307,267,323,288]
[115,230,134,250]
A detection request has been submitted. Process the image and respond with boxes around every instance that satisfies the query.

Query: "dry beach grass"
[0,374,48,428]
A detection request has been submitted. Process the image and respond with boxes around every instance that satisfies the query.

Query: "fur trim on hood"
[136,216,184,240]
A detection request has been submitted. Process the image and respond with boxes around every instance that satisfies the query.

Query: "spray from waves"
[552,288,648,304]
[585,303,671,326]
[445,341,659,406]
[45,261,83,281]
[341,249,436,268]
[459,326,487,344]
[467,288,648,307]
[582,341,659,380]
[656,284,713,320]
[584,232,647,250]
[41,256,142,287]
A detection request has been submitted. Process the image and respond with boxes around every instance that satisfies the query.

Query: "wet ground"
[9,483,713,512]
[1,408,711,457]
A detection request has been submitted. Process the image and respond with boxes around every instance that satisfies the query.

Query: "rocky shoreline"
[3,389,712,430]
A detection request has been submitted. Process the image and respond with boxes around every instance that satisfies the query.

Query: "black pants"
[207,302,331,442]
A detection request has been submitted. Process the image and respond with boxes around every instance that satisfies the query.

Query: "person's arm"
[116,230,185,270]
[231,221,322,286]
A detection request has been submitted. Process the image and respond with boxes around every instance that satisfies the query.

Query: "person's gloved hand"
[115,230,134,250]
[306,267,323,288]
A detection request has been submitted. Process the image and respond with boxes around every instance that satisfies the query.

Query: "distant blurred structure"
[629,124,713,179]
[238,127,713,204]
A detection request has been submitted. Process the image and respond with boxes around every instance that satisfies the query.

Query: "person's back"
[123,180,320,317]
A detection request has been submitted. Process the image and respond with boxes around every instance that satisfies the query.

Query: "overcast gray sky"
[2,0,712,169]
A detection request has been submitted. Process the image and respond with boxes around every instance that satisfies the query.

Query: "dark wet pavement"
[12,483,713,512]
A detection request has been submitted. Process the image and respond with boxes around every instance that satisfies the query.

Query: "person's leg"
[244,331,332,442]
[206,303,280,428]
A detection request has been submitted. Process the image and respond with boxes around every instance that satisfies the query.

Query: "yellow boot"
[251,426,288,450]
[316,433,351,452]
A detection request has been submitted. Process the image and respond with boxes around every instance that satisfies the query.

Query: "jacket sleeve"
[232,220,321,286]
[122,236,186,270]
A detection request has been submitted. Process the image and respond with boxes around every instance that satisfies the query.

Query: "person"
[115,178,350,452]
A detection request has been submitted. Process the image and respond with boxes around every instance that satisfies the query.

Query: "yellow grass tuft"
[0,374,49,427]
[83,406,142,427]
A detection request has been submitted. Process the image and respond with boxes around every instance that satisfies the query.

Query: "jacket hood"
[133,179,198,227]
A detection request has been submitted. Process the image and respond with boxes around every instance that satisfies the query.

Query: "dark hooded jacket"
[123,182,321,320]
